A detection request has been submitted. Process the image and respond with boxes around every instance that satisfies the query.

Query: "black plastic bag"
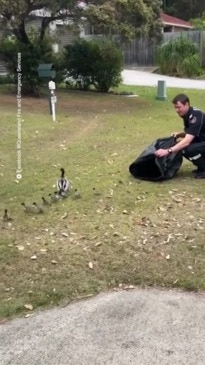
[129,136,183,181]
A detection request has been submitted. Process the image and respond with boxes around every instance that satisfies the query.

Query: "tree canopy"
[164,0,205,21]
[0,0,162,44]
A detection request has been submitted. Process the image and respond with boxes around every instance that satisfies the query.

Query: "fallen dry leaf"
[95,242,102,247]
[25,314,34,318]
[164,234,173,244]
[70,232,77,236]
[17,245,25,251]
[113,232,120,237]
[122,210,129,214]
[193,198,201,203]
[24,304,33,311]
[61,213,68,219]
[171,197,183,203]
[158,206,166,212]
[40,249,47,254]
[123,285,135,290]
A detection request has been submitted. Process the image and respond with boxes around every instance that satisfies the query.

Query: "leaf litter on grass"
[1,88,205,318]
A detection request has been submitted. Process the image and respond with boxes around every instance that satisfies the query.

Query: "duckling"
[56,168,71,193]
[73,189,81,199]
[59,189,68,198]
[21,202,34,212]
[42,197,51,206]
[48,192,61,203]
[92,187,101,196]
[32,202,44,214]
[2,209,13,222]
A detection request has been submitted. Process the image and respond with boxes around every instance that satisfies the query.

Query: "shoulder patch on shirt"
[190,116,197,123]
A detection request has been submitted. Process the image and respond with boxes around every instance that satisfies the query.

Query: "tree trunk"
[13,19,31,44]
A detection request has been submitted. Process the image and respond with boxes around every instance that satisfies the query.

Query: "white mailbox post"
[48,80,57,121]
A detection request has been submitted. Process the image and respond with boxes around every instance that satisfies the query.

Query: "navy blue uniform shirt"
[183,107,205,142]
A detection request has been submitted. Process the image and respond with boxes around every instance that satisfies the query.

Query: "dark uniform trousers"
[183,141,205,170]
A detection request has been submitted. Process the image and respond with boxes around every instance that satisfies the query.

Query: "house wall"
[25,16,43,33]
[163,25,192,33]
[56,25,76,52]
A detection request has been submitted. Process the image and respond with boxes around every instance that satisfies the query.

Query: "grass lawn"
[1,84,205,320]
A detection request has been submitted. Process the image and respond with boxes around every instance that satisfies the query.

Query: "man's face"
[174,101,189,117]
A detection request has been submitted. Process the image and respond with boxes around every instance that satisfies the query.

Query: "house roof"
[160,13,193,29]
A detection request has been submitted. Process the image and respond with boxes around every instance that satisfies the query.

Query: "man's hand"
[172,132,185,139]
[172,132,178,138]
[155,149,169,157]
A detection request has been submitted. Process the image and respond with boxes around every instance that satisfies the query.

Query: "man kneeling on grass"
[155,93,205,179]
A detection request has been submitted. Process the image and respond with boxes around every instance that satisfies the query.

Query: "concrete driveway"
[122,69,205,90]
[1,288,205,365]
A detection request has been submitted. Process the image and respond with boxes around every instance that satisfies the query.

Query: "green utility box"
[37,63,56,79]
[156,80,167,101]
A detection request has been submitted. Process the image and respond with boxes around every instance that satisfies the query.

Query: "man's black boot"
[191,156,205,178]
[192,168,201,174]
[195,171,205,179]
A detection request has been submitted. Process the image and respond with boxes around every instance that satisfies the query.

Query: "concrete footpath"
[122,69,205,89]
[1,288,205,365]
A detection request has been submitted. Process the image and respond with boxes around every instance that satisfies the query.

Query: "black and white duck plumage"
[56,168,71,193]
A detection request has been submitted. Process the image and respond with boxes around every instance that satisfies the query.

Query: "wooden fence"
[1,29,205,74]
[122,30,205,67]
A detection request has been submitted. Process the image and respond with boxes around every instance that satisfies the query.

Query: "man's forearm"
[172,139,190,153]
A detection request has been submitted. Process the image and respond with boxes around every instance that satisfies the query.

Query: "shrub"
[64,39,97,90]
[0,31,65,95]
[92,39,123,92]
[157,36,202,78]
[64,38,123,92]
[0,74,15,84]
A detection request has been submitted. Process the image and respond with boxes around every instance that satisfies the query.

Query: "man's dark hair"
[172,94,190,105]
